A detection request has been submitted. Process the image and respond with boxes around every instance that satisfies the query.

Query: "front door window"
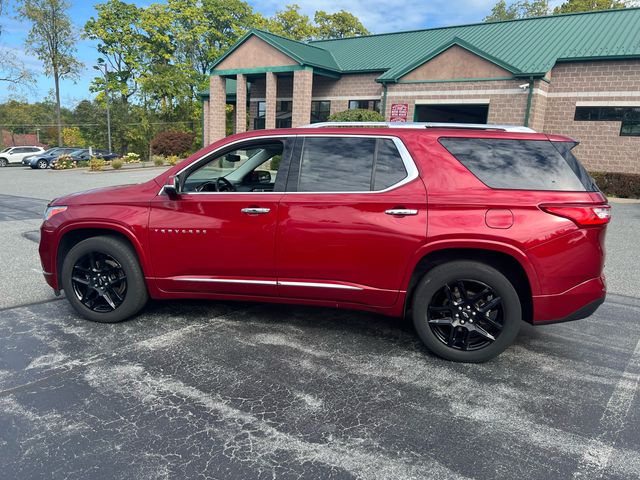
[181,141,284,193]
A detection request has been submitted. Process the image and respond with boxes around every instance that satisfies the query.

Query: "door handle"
[385,209,418,216]
[241,207,271,214]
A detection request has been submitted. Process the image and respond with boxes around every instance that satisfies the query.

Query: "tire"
[61,236,148,323]
[412,261,522,363]
[0,158,7,167]
[37,159,48,169]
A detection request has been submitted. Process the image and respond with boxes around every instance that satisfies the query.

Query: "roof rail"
[302,121,536,133]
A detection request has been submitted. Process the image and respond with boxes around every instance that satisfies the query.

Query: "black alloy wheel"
[427,280,503,351]
[71,251,127,312]
[61,236,148,323]
[412,261,522,362]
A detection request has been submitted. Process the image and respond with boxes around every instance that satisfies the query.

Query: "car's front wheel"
[37,159,48,169]
[61,236,148,323]
[412,261,522,363]
[0,158,7,167]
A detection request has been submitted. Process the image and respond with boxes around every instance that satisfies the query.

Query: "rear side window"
[374,139,408,190]
[296,137,408,192]
[439,138,595,191]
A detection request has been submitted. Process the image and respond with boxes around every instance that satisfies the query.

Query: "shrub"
[89,157,105,171]
[151,155,166,167]
[111,159,123,170]
[328,108,385,122]
[123,152,141,163]
[77,160,89,168]
[150,131,195,157]
[166,155,179,166]
[590,171,640,199]
[53,154,76,170]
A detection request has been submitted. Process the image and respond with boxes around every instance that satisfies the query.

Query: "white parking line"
[572,336,640,479]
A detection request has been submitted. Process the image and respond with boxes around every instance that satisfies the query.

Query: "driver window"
[182,141,284,193]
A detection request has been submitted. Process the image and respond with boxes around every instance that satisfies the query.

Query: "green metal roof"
[212,8,640,83]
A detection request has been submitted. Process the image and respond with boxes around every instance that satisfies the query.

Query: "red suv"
[39,123,610,362]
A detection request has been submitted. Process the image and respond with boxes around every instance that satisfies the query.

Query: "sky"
[0,0,564,107]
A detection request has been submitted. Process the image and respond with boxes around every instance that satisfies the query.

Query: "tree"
[484,1,549,21]
[0,0,32,89]
[264,4,317,41]
[19,0,82,146]
[553,0,630,14]
[84,0,143,104]
[314,10,370,39]
[62,126,85,147]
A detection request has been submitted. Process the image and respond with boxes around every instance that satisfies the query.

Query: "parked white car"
[0,146,45,167]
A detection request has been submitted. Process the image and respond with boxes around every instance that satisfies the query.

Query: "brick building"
[203,8,640,174]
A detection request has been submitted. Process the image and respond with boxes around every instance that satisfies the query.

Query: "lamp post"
[93,62,112,152]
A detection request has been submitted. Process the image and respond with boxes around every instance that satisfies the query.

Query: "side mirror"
[163,176,180,200]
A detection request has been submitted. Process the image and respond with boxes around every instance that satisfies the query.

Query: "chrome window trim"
[161,133,420,197]
[172,277,363,290]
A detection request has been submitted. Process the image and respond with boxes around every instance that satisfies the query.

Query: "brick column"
[202,99,210,145]
[235,74,247,134]
[209,75,227,142]
[292,69,313,127]
[265,72,277,130]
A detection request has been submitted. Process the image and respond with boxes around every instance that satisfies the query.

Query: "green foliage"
[111,158,123,169]
[590,171,640,198]
[553,0,630,14]
[166,155,179,166]
[150,130,195,156]
[314,10,370,39]
[152,155,166,166]
[262,4,370,41]
[328,109,385,122]
[484,0,632,21]
[62,127,84,147]
[263,4,317,41]
[484,0,549,21]
[84,0,143,103]
[89,157,105,171]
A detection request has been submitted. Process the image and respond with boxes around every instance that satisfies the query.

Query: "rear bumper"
[532,275,606,324]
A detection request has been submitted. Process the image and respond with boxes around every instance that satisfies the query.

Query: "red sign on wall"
[390,103,409,122]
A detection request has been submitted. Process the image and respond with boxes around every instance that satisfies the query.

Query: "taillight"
[540,204,611,227]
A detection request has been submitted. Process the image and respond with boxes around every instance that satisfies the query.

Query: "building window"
[349,100,381,113]
[276,101,292,129]
[574,106,640,137]
[621,122,640,137]
[311,101,331,123]
[254,101,266,130]
[253,101,292,129]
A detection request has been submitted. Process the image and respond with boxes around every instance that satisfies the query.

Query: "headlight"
[43,205,67,221]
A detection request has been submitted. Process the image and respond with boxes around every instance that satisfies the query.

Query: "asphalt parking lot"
[0,165,639,479]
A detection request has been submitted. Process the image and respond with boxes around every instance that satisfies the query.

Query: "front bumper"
[532,275,606,324]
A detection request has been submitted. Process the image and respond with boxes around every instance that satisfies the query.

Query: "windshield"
[1,147,10,153]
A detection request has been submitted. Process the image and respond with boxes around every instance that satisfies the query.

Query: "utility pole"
[93,62,112,152]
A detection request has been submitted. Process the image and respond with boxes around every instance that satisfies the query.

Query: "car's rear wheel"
[61,236,148,323]
[412,261,521,363]
[0,158,7,167]
[37,159,48,169]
